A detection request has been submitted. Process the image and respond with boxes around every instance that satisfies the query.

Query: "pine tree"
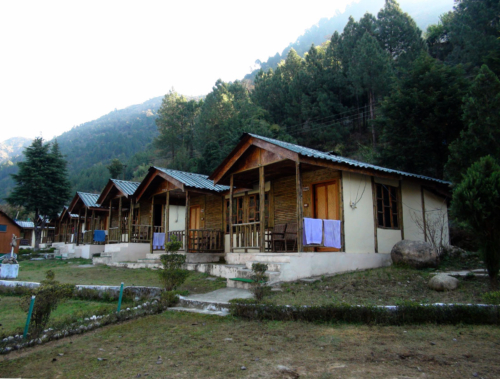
[6,138,71,249]
[446,65,500,183]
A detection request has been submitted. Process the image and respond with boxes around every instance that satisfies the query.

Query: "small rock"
[430,342,436,345]
[241,366,246,370]
[58,353,64,356]
[224,338,233,341]
[97,358,107,361]
[136,375,142,378]
[428,274,459,291]
[254,358,259,361]
[473,373,478,377]
[453,338,457,341]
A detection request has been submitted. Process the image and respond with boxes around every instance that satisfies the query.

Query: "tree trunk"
[34,210,42,250]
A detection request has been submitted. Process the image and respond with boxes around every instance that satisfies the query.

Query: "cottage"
[15,220,35,248]
[207,133,450,281]
[54,206,80,243]
[0,210,21,255]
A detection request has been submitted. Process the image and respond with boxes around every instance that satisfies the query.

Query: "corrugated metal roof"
[63,205,82,218]
[247,133,450,185]
[155,167,230,192]
[77,192,101,208]
[15,220,34,229]
[111,179,141,196]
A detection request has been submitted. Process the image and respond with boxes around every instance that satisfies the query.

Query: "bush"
[19,271,75,337]
[160,291,180,307]
[484,291,500,305]
[250,263,270,302]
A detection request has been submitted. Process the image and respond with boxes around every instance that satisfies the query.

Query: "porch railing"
[131,224,153,243]
[231,222,272,252]
[108,227,121,244]
[167,230,185,250]
[188,229,224,252]
[82,230,93,244]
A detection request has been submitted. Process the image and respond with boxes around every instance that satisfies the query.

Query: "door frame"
[311,179,341,252]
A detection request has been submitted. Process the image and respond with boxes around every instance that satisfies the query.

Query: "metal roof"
[63,205,80,218]
[77,192,101,208]
[246,133,451,185]
[154,167,230,192]
[111,179,141,196]
[16,220,34,229]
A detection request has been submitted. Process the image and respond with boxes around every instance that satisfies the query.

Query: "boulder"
[391,240,438,269]
[428,274,459,291]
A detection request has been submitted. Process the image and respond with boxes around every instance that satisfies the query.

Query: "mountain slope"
[0,137,32,164]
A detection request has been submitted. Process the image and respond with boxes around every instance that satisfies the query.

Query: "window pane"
[376,184,382,198]
[383,188,390,207]
[377,212,384,226]
[377,199,383,210]
[384,207,391,227]
[393,214,399,228]
[0,224,7,232]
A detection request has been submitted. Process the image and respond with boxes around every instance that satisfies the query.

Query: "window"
[376,184,399,229]
[0,224,7,232]
[225,193,270,233]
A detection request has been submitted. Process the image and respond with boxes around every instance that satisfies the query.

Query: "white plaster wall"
[225,252,260,264]
[111,243,149,262]
[424,189,450,245]
[279,252,392,282]
[401,181,425,241]
[377,228,402,253]
[168,205,185,231]
[76,245,105,259]
[342,172,375,253]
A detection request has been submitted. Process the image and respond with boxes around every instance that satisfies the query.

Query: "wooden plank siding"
[0,211,21,254]
[273,175,297,226]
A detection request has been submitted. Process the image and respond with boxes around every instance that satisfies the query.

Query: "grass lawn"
[1,311,499,378]
[269,265,490,306]
[0,295,122,337]
[10,259,226,294]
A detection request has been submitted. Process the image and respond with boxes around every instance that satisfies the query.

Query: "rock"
[224,338,233,342]
[391,240,438,269]
[444,245,467,259]
[428,274,459,291]
[277,365,299,379]
[241,366,246,370]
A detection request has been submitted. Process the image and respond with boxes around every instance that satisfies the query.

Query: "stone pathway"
[433,269,487,277]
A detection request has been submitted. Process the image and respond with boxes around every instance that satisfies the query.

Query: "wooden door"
[189,206,201,250]
[313,180,340,252]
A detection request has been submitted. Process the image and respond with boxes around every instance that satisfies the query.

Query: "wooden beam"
[91,210,95,241]
[252,138,299,162]
[165,191,170,252]
[76,208,82,246]
[108,198,112,231]
[339,171,345,252]
[296,162,303,252]
[83,206,88,244]
[259,165,265,252]
[229,175,234,253]
[128,199,133,243]
[118,196,122,241]
[399,180,405,241]
[150,195,154,253]
[371,177,378,253]
[185,190,190,252]
[211,139,253,184]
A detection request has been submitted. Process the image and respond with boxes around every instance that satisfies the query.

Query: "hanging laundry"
[93,230,106,242]
[324,220,341,249]
[153,232,166,250]
[303,218,323,245]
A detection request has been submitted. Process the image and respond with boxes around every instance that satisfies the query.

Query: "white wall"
[168,205,185,231]
[424,189,450,246]
[342,172,375,253]
[401,181,425,241]
[374,177,402,253]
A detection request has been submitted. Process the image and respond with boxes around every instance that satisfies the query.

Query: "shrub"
[160,291,180,307]
[19,271,75,337]
[250,263,270,302]
[158,254,189,292]
[484,291,500,305]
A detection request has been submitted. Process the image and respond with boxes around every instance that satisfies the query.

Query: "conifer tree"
[6,138,71,249]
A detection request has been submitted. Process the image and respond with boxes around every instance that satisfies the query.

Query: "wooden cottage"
[0,210,21,255]
[15,220,35,248]
[54,206,80,243]
[68,192,108,245]
[208,133,450,280]
[133,167,229,259]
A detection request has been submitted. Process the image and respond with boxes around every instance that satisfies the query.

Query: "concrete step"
[244,261,285,271]
[253,253,292,263]
[167,307,228,316]
[227,279,252,289]
[235,268,281,281]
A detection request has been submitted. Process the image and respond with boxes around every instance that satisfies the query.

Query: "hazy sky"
[0,0,354,142]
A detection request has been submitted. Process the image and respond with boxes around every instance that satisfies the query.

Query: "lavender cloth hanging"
[323,219,341,249]
[303,218,323,245]
[153,232,165,250]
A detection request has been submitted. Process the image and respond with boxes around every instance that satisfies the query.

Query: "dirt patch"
[1,312,499,378]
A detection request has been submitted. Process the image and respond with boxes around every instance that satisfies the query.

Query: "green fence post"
[117,282,124,312]
[23,295,36,340]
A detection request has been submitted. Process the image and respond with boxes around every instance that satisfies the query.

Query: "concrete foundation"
[0,264,19,279]
[75,244,105,259]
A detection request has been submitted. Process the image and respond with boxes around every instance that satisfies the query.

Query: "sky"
[0,0,354,142]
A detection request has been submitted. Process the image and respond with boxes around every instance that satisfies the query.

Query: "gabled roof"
[15,220,34,229]
[210,133,450,186]
[134,167,229,202]
[0,210,21,231]
[154,167,229,192]
[60,206,79,219]
[77,192,101,208]
[111,179,141,196]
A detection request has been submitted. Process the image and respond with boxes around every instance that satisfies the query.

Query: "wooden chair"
[285,223,298,252]
[271,224,287,252]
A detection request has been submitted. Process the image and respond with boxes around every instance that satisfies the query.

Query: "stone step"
[235,268,281,281]
[167,307,228,316]
[226,279,252,290]
[244,261,285,271]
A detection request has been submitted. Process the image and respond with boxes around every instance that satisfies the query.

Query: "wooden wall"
[273,175,297,226]
[205,195,224,230]
[0,213,20,254]
[301,169,341,219]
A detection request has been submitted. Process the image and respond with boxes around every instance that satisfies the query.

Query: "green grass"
[269,265,490,306]
[10,259,226,294]
[0,295,122,337]
[1,312,500,378]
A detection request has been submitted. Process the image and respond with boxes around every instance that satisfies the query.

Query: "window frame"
[375,183,400,230]
[0,224,7,233]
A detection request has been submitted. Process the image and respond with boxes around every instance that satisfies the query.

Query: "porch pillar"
[91,210,95,243]
[150,195,154,253]
[229,174,234,253]
[259,166,265,252]
[76,208,82,246]
[128,199,133,243]
[185,190,190,252]
[296,161,303,252]
[83,206,88,244]
[108,199,113,231]
[118,196,122,242]
[165,191,170,251]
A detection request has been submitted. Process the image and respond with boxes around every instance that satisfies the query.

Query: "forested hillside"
[0,137,31,164]
[246,0,453,80]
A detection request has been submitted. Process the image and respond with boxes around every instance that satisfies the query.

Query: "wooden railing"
[131,224,152,243]
[188,229,224,252]
[167,230,185,250]
[82,231,93,244]
[108,227,121,244]
[232,222,261,252]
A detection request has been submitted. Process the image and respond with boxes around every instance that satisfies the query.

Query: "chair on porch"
[285,223,298,252]
[271,224,287,252]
